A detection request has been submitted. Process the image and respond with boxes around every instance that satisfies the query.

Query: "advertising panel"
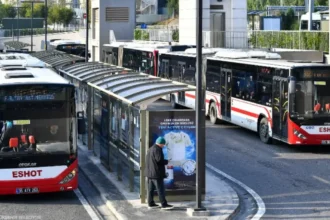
[148,110,196,191]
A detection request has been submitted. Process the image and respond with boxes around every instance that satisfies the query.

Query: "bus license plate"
[16,187,39,194]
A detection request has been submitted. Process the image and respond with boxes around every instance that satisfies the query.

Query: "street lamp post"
[20,0,44,52]
[187,0,208,216]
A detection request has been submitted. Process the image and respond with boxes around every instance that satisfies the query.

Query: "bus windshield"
[0,85,75,156]
[291,67,330,121]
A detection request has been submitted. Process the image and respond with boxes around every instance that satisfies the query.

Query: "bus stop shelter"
[30,51,85,71]
[57,61,205,203]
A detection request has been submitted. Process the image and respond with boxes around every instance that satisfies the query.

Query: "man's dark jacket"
[145,144,168,179]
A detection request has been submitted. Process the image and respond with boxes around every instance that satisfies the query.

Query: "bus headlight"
[59,169,77,184]
[293,129,306,139]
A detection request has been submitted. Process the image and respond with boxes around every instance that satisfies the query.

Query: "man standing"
[145,136,173,210]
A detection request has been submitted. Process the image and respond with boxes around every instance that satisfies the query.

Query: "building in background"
[91,0,135,61]
[136,0,170,24]
[179,0,247,48]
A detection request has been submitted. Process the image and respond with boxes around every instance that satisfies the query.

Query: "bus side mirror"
[77,111,86,135]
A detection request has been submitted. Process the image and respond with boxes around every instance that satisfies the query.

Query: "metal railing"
[0,27,79,38]
[133,29,330,52]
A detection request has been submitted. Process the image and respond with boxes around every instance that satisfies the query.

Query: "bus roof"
[0,66,70,86]
[0,53,47,68]
[50,39,85,46]
[159,48,226,57]
[208,56,330,69]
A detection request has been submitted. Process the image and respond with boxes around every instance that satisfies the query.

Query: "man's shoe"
[161,204,174,210]
[148,203,160,209]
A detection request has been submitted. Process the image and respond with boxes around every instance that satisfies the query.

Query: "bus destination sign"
[2,94,55,102]
[303,68,330,78]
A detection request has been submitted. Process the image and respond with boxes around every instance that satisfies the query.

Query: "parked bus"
[0,65,78,195]
[158,48,230,107]
[168,49,330,145]
[102,42,195,76]
[0,53,47,68]
[48,39,90,58]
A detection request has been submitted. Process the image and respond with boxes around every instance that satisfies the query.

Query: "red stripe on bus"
[185,93,220,106]
[231,107,259,118]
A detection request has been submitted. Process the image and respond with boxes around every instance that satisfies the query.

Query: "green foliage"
[134,29,142,40]
[281,8,297,30]
[133,29,150,40]
[172,29,179,42]
[59,7,75,26]
[0,3,75,26]
[25,4,46,18]
[247,0,328,10]
[2,4,16,18]
[167,0,179,16]
[250,31,329,52]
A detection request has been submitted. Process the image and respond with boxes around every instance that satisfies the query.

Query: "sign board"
[83,13,87,19]
[148,110,196,192]
[2,18,44,29]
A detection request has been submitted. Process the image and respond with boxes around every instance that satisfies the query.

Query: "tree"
[48,4,60,26]
[281,7,296,30]
[59,7,74,27]
[25,3,46,18]
[3,4,16,18]
[167,0,178,17]
[19,3,30,17]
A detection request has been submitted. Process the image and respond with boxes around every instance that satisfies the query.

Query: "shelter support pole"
[140,110,147,204]
[87,85,92,150]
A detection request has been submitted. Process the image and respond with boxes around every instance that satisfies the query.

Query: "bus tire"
[259,117,271,144]
[170,95,177,109]
[209,102,219,125]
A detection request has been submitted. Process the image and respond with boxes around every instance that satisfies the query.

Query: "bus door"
[272,76,288,140]
[220,68,232,119]
[177,61,186,104]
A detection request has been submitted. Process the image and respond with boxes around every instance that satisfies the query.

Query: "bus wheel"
[259,117,271,144]
[170,95,177,109]
[209,102,219,124]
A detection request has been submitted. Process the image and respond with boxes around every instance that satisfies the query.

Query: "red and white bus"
[159,49,330,145]
[102,42,195,76]
[0,64,78,195]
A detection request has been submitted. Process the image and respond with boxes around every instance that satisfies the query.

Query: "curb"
[78,145,242,220]
[206,166,241,220]
[77,146,128,220]
[78,164,126,220]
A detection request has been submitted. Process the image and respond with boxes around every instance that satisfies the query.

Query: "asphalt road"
[206,120,330,219]
[0,169,116,220]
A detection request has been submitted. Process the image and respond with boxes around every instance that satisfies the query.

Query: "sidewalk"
[77,141,240,220]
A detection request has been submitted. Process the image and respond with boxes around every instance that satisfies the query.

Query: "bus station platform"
[28,51,240,219]
[78,135,239,220]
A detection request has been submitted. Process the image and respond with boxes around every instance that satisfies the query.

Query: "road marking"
[206,163,266,220]
[74,189,101,220]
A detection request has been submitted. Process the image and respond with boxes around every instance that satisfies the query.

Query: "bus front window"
[293,80,330,117]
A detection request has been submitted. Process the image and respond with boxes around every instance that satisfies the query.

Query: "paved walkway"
[78,140,239,220]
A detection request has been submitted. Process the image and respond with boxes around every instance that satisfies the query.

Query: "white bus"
[0,62,78,195]
[160,48,330,145]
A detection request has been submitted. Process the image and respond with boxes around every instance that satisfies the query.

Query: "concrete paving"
[78,139,239,220]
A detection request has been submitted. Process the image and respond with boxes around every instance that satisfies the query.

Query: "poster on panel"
[148,110,196,191]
